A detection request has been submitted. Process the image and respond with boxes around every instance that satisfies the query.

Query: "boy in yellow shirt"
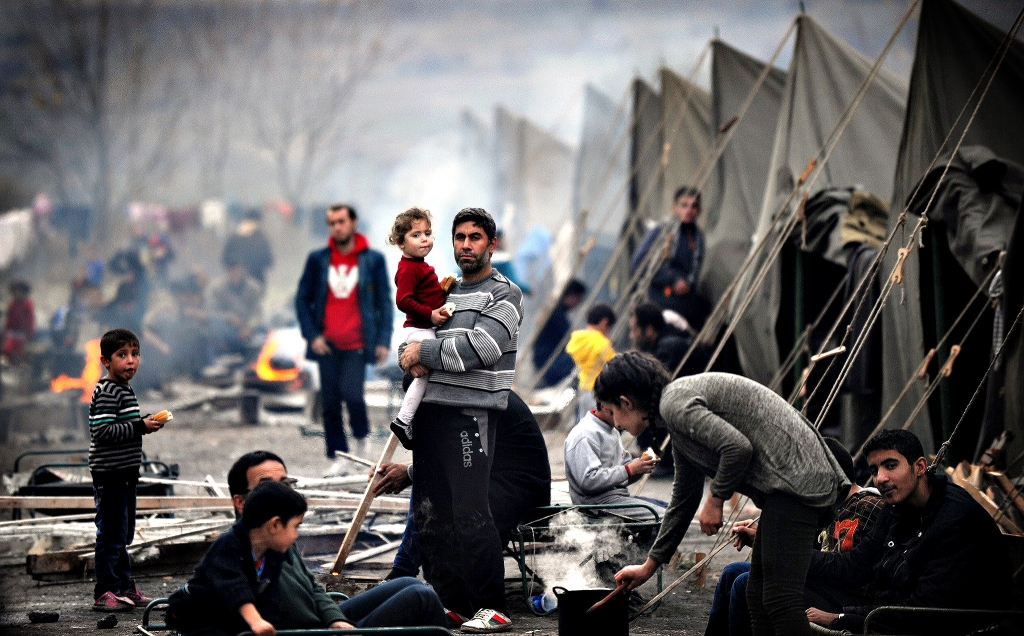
[565,303,616,421]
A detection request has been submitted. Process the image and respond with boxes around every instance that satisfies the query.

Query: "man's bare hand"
[626,454,659,476]
[375,345,389,365]
[370,462,412,496]
[398,341,421,372]
[310,335,331,356]
[730,518,758,550]
[614,558,659,591]
[698,494,724,535]
[249,618,276,636]
[806,607,840,627]
[329,621,355,630]
[408,363,429,378]
[672,278,691,295]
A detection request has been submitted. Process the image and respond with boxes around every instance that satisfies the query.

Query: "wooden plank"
[947,467,1024,535]
[330,434,400,574]
[992,472,1024,518]
[0,496,409,512]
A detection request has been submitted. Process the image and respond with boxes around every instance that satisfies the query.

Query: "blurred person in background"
[296,203,392,460]
[532,278,586,388]
[631,186,709,330]
[2,280,35,364]
[140,274,210,390]
[223,208,274,290]
[209,258,263,359]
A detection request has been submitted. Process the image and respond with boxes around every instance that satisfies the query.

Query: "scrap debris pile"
[1,459,411,583]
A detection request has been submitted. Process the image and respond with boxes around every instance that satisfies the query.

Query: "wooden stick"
[992,472,1024,517]
[946,467,1023,535]
[337,540,401,566]
[331,450,376,467]
[0,496,409,512]
[330,434,401,575]
[630,539,734,619]
[810,345,847,363]
[587,582,627,613]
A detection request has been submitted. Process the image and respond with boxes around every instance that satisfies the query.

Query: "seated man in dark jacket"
[805,430,1012,634]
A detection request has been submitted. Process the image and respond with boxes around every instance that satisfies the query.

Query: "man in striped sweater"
[89,328,165,612]
[398,207,523,634]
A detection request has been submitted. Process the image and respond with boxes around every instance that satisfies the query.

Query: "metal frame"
[136,596,453,636]
[13,448,146,472]
[863,606,1024,635]
[512,503,664,615]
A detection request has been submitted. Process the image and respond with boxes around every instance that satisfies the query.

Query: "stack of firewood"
[946,461,1024,536]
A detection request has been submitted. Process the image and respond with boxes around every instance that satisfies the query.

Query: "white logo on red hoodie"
[328,264,359,299]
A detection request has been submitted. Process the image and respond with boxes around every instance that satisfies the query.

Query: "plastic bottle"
[529,591,558,612]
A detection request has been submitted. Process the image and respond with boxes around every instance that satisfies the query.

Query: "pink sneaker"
[123,580,154,607]
[93,591,135,612]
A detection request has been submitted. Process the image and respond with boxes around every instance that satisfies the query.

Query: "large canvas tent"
[881,0,1024,460]
[659,67,713,222]
[572,85,630,302]
[492,105,576,294]
[700,41,786,306]
[732,14,907,391]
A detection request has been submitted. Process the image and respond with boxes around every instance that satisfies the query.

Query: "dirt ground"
[0,390,744,635]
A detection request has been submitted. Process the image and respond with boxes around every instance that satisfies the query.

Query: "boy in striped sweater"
[89,328,165,612]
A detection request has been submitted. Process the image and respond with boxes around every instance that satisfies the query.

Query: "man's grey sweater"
[649,372,849,563]
[417,269,523,410]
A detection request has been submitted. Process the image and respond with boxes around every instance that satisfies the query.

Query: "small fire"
[51,338,104,403]
[254,331,301,383]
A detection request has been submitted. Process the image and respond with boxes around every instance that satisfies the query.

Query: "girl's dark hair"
[242,480,307,529]
[593,351,670,418]
[388,207,432,246]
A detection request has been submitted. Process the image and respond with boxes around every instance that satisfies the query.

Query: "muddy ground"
[0,389,747,635]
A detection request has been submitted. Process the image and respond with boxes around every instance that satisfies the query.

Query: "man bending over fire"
[602,353,850,636]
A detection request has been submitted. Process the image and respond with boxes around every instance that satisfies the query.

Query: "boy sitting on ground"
[168,481,353,636]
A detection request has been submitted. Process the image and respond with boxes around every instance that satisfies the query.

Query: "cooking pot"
[553,586,628,636]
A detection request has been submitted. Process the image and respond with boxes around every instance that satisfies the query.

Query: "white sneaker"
[460,609,512,633]
[352,436,371,459]
[326,461,345,476]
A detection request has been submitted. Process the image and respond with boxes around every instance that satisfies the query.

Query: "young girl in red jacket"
[387,207,451,449]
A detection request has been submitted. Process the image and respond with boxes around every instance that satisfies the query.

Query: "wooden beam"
[0,496,408,512]
[330,434,400,574]
[991,472,1024,518]
[946,467,1024,535]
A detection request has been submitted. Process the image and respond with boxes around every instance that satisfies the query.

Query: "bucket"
[554,586,628,636]
[240,391,261,425]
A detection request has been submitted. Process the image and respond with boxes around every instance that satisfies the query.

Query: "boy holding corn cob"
[89,328,169,612]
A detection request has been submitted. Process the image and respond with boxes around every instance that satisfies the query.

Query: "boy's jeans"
[93,476,137,599]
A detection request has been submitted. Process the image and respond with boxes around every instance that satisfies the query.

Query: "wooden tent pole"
[330,434,400,575]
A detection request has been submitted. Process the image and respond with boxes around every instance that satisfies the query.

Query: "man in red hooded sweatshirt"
[296,203,392,462]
